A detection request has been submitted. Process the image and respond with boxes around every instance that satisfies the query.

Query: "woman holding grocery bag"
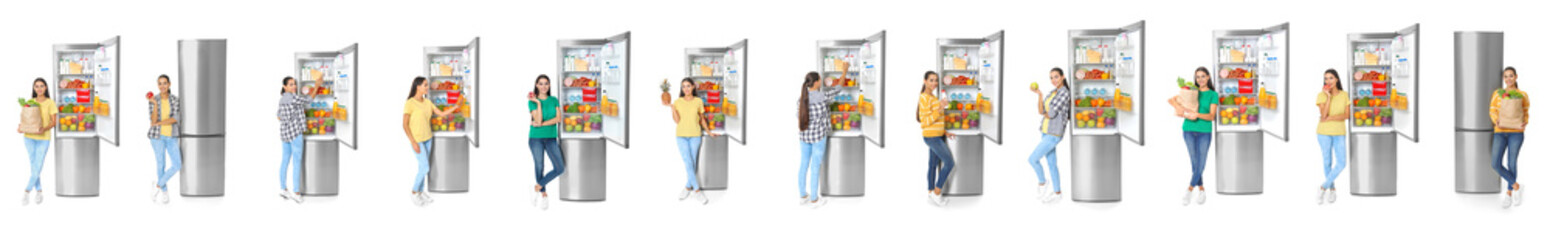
[528,74,564,210]
[147,74,181,205]
[403,76,456,206]
[276,76,317,204]
[1314,69,1350,205]
[1027,68,1071,203]
[1490,66,1528,208]
[672,77,717,205]
[918,71,955,206]
[19,78,56,206]
[1168,67,1218,206]
[798,69,842,208]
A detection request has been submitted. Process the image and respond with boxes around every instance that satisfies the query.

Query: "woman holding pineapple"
[1027,68,1070,203]
[1169,67,1218,206]
[672,77,717,204]
[19,78,56,206]
[1490,67,1528,208]
[1315,69,1350,205]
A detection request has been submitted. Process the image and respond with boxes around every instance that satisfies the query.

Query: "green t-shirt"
[528,96,560,138]
[1183,90,1219,133]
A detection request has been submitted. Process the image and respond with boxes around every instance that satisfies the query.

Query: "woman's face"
[681,81,695,96]
[925,74,939,91]
[536,78,550,95]
[1323,73,1339,90]
[1194,71,1210,89]
[33,81,47,97]
[284,79,298,93]
[1049,71,1064,88]
[417,80,430,97]
[1504,70,1518,87]
[157,77,171,94]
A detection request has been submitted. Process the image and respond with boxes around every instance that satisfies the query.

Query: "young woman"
[918,71,955,206]
[1490,66,1528,208]
[403,76,455,206]
[20,78,56,206]
[1029,68,1071,203]
[798,70,841,208]
[276,76,316,204]
[148,74,182,205]
[672,77,717,205]
[1315,69,1350,205]
[528,74,564,210]
[1168,67,1218,206]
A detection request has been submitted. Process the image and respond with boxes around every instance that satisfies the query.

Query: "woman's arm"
[671,100,681,123]
[157,97,179,126]
[541,106,562,126]
[1036,90,1047,117]
[1490,94,1501,126]
[431,105,456,118]
[1194,104,1218,120]
[40,112,56,132]
[404,114,419,153]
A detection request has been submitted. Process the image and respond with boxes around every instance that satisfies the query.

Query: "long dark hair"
[281,76,295,94]
[1323,69,1343,91]
[799,72,820,131]
[1505,66,1519,88]
[917,71,938,123]
[31,78,49,98]
[1193,67,1216,91]
[1050,67,1069,91]
[407,76,427,100]
[533,74,551,97]
[680,78,697,97]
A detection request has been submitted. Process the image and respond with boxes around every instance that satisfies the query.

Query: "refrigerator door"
[178,39,227,136]
[603,32,630,148]
[726,40,748,144]
[1393,25,1420,142]
[1260,23,1290,141]
[338,43,359,149]
[981,31,1005,144]
[1117,21,1146,145]
[860,31,886,148]
[1454,32,1504,131]
[464,38,480,147]
[95,36,121,146]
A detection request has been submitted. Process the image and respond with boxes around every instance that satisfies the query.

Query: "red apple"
[146,91,155,99]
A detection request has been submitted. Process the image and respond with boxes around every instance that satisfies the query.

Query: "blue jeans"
[1028,133,1063,192]
[1491,132,1525,190]
[529,138,565,192]
[677,137,702,191]
[151,136,182,191]
[24,138,49,191]
[798,138,828,201]
[412,140,432,192]
[1182,131,1211,187]
[924,137,954,190]
[1317,134,1348,189]
[280,135,304,192]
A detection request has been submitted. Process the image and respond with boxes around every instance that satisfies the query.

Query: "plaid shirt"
[278,93,311,141]
[147,94,180,139]
[1040,87,1071,136]
[799,88,838,143]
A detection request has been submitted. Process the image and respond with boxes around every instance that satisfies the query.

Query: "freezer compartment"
[54,137,99,197]
[559,138,606,201]
[177,39,227,136]
[428,137,469,193]
[1215,132,1263,194]
[822,137,865,196]
[1455,131,1501,193]
[1350,133,1397,196]
[179,136,225,196]
[697,135,729,190]
[943,136,983,196]
[1453,32,1504,130]
[301,140,340,196]
[1071,135,1121,202]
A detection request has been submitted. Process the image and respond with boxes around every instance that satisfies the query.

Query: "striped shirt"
[278,92,311,141]
[800,88,838,143]
[1040,87,1071,136]
[147,94,180,139]
[918,92,945,137]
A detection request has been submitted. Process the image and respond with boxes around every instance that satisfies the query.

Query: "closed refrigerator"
[294,43,359,196]
[1346,25,1420,196]
[1068,21,1145,202]
[178,39,227,196]
[937,30,1004,196]
[1212,23,1290,195]
[51,36,121,197]
[557,32,631,201]
[1454,31,1500,193]
[817,31,885,197]
[686,39,747,190]
[423,38,480,193]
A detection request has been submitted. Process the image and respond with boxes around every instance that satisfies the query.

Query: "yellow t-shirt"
[24,98,57,140]
[1315,90,1349,136]
[404,98,436,142]
[159,98,173,137]
[674,97,704,137]
[918,93,945,137]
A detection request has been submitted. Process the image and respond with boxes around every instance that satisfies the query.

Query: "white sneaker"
[808,197,828,209]
[32,191,42,205]
[1503,192,1514,208]
[1036,184,1050,198]
[531,190,541,206]
[538,195,550,210]
[1182,189,1194,206]
[678,189,692,201]
[936,193,950,206]
[1513,188,1523,206]
[21,191,31,206]
[1317,189,1327,205]
[800,196,811,206]
[1324,189,1336,204]
[279,190,293,201]
[156,190,170,205]
[152,185,163,203]
[1043,192,1063,203]
[418,192,435,205]
[1194,189,1207,205]
[290,192,304,204]
[928,192,943,206]
[411,193,425,206]
[695,191,709,205]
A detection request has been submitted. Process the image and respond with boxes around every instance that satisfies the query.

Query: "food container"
[582,87,598,102]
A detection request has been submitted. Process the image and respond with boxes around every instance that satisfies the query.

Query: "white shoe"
[21,192,31,206]
[418,192,435,205]
[695,191,709,205]
[1513,188,1523,206]
[156,190,170,205]
[32,191,42,205]
[808,197,828,209]
[1317,189,1327,205]
[152,185,163,203]
[411,193,425,206]
[1036,184,1051,198]
[678,189,692,201]
[1193,189,1207,205]
[538,195,550,210]
[1324,189,1336,204]
[1043,192,1063,203]
[1182,190,1194,206]
[928,192,943,206]
[531,190,541,206]
[279,190,293,200]
[1503,192,1514,209]
[290,192,304,204]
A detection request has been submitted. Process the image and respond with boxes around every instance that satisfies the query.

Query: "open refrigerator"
[687,39,747,190]
[423,38,479,192]
[556,32,630,201]
[818,31,884,197]
[1347,24,1419,196]
[293,43,358,195]
[1068,21,1144,202]
[937,30,1003,196]
[51,36,120,197]
[1212,23,1290,194]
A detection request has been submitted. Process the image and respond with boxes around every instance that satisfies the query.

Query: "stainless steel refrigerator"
[423,38,480,193]
[1212,23,1290,195]
[1346,25,1420,196]
[178,39,227,196]
[1454,31,1502,194]
[937,31,1004,196]
[51,36,121,197]
[1068,21,1145,202]
[294,44,359,196]
[687,39,747,190]
[556,32,630,201]
[817,31,885,197]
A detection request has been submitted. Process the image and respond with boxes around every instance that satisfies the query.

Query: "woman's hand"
[945,132,957,139]
[411,141,421,154]
[1184,112,1198,121]
[707,132,721,137]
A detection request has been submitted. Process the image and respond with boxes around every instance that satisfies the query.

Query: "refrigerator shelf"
[943,84,979,89]
[829,130,863,137]
[1218,62,1258,65]
[1353,64,1390,68]
[58,73,95,77]
[1074,62,1116,65]
[689,75,724,78]
[940,69,978,72]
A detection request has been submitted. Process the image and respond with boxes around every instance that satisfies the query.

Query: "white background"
[1,0,1542,238]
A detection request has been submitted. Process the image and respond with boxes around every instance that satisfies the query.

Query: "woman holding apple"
[528,74,564,210]
[147,74,181,205]
[1490,66,1528,208]
[19,78,56,206]
[1168,67,1217,206]
[403,76,456,206]
[275,76,317,204]
[1027,68,1070,203]
[1314,69,1350,205]
[797,69,841,208]
[672,77,716,205]
[918,71,954,206]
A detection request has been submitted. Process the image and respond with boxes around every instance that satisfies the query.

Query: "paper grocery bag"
[18,106,42,134]
[1499,98,1526,129]
[1177,89,1199,113]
